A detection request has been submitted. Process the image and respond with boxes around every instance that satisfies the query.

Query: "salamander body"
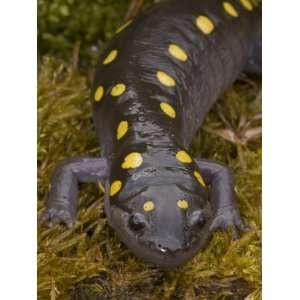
[43,0,261,268]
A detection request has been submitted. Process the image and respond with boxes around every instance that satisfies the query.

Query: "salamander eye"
[128,213,147,231]
[188,210,206,228]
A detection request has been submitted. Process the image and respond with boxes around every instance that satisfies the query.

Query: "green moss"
[38,0,155,63]
[38,1,261,299]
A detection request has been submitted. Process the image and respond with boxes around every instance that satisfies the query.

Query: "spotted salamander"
[42,0,261,268]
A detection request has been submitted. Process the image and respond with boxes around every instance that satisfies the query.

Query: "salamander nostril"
[147,241,168,253]
[157,243,168,253]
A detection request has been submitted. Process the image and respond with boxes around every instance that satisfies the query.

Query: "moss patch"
[38,1,261,299]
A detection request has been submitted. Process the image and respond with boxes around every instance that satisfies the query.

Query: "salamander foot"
[41,207,75,228]
[210,206,250,239]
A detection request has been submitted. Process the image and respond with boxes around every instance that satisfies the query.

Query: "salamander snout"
[147,236,189,253]
[148,241,169,253]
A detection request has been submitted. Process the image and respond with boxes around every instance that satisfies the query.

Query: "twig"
[125,0,144,21]
[72,41,81,73]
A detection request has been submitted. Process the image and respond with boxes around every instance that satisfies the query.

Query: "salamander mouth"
[122,230,211,268]
[135,235,210,268]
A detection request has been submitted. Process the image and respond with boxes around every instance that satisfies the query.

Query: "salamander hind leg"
[41,156,108,228]
[195,159,249,239]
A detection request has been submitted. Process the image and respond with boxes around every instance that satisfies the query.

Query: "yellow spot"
[240,0,253,11]
[116,20,132,33]
[122,152,143,169]
[94,86,104,102]
[223,2,239,17]
[157,71,176,87]
[160,102,176,119]
[103,49,118,65]
[176,150,192,163]
[196,15,215,35]
[110,180,122,196]
[177,199,189,209]
[117,121,129,140]
[168,44,188,62]
[194,170,206,187]
[143,201,155,212]
[111,83,126,97]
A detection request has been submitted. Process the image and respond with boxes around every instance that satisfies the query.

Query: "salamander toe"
[40,207,75,228]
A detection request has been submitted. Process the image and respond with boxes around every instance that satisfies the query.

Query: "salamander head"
[109,182,212,268]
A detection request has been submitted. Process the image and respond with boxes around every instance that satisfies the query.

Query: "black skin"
[42,0,261,269]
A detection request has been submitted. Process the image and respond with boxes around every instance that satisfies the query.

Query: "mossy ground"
[38,1,261,299]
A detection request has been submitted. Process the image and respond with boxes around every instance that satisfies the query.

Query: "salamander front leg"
[41,157,108,228]
[195,159,249,239]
